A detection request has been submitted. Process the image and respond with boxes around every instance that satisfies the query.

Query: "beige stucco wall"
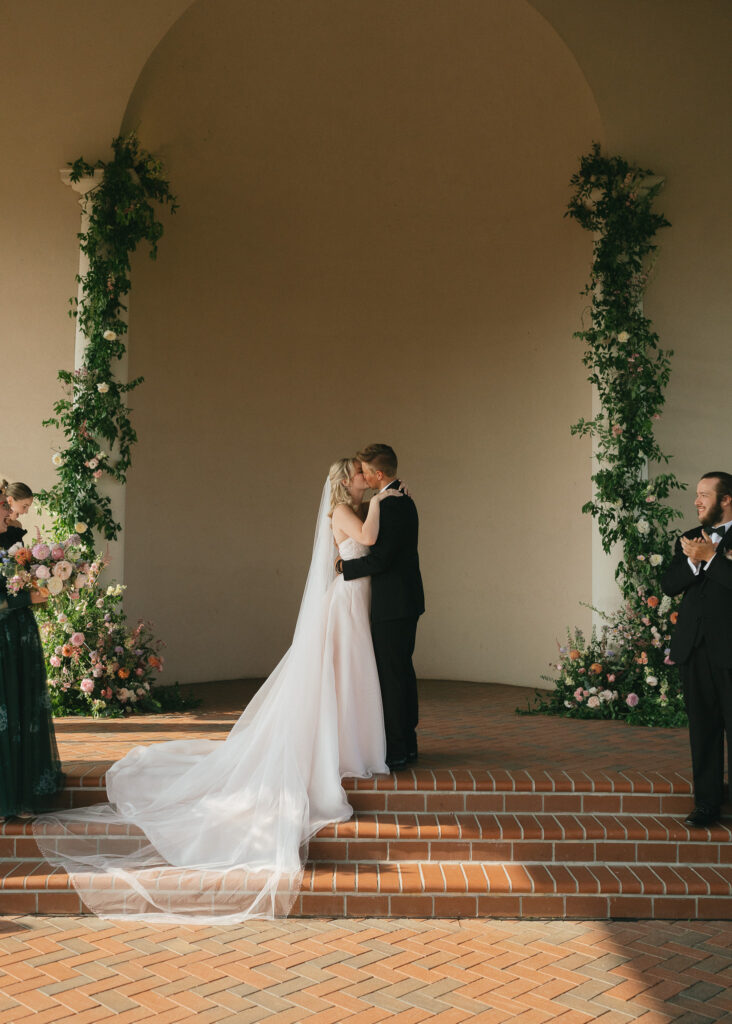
[118,0,600,684]
[0,0,729,688]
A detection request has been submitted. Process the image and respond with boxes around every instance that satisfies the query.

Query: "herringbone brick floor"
[1,915,731,1022]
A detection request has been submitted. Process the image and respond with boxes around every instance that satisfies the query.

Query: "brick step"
[58,764,697,815]
[310,811,732,864]
[2,858,731,921]
[7,810,730,865]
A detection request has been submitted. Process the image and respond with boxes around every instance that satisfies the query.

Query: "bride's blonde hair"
[328,458,358,517]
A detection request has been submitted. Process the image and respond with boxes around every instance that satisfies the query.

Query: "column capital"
[60,168,104,201]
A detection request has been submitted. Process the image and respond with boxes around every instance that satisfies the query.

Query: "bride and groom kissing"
[35,442,424,922]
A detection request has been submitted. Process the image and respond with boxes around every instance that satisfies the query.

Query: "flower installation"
[31,132,187,716]
[532,144,685,728]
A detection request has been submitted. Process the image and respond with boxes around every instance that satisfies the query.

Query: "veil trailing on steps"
[34,478,382,922]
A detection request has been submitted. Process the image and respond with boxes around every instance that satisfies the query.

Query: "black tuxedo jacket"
[342,481,425,624]
[661,525,732,667]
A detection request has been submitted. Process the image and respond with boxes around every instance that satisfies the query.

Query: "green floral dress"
[0,578,64,817]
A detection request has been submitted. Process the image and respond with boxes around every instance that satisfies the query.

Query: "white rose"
[637,519,650,535]
[617,331,630,343]
[52,453,63,466]
[46,577,64,596]
[103,330,117,341]
[646,676,658,686]
[649,554,662,567]
[96,451,107,460]
[97,382,110,394]
[74,522,88,534]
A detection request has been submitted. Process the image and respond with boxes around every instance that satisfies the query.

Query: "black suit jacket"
[661,525,732,667]
[342,481,425,624]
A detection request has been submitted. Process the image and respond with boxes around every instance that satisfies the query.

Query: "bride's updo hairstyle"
[328,458,358,518]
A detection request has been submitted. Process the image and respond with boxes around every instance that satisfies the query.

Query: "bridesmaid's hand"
[30,590,48,605]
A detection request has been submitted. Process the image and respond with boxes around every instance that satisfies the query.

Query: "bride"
[34,458,402,922]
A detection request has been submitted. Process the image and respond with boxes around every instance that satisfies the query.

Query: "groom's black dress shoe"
[684,806,720,828]
[406,749,418,764]
[387,758,408,772]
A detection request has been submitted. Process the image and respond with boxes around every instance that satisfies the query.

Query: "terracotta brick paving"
[0,915,731,1022]
[50,680,692,774]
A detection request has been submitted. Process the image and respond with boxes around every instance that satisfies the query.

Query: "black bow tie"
[708,525,727,536]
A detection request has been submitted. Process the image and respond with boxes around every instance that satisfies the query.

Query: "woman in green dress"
[0,495,64,818]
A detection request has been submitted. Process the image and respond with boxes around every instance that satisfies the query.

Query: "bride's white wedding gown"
[34,532,387,922]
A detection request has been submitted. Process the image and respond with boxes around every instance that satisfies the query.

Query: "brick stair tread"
[60,763,694,794]
[8,810,730,848]
[2,858,731,897]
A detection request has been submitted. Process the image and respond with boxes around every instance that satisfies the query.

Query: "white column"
[591,382,622,629]
[61,169,126,584]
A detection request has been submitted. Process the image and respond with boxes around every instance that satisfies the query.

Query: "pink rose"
[34,565,51,579]
[102,688,113,700]
[70,632,85,647]
[53,560,73,580]
[92,665,104,678]
[607,673,616,682]
[49,655,62,668]
[587,695,600,708]
[80,678,95,694]
[93,470,102,480]
[51,546,65,561]
[135,668,144,677]
[626,693,639,707]
[573,688,584,702]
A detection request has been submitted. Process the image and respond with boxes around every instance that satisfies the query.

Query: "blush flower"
[53,560,73,580]
[47,577,64,596]
[70,632,85,647]
[626,693,640,707]
[80,678,95,694]
[49,655,62,668]
[31,543,51,560]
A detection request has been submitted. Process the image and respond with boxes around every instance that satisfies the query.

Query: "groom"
[336,444,424,770]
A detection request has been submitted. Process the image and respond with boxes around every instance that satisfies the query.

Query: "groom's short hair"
[357,443,398,476]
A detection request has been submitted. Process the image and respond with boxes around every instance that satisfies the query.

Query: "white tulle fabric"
[33,481,387,922]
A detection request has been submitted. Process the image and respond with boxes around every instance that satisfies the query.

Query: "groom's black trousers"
[680,640,732,810]
[371,617,419,762]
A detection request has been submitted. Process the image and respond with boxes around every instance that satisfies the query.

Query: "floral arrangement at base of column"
[530,143,686,728]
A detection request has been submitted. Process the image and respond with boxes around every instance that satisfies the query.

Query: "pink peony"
[626,693,639,707]
[53,560,73,580]
[70,632,85,647]
[80,678,95,694]
[51,546,65,561]
[34,565,51,579]
[31,543,51,560]
[49,655,62,668]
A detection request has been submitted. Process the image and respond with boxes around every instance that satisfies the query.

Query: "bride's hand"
[374,488,405,502]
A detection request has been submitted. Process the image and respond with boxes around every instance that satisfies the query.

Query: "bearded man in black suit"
[661,471,732,828]
[336,444,424,771]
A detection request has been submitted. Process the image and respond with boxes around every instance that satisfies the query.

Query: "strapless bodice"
[338,537,369,560]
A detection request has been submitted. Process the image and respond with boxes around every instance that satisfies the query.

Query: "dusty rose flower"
[49,655,62,668]
[626,693,639,707]
[93,469,102,480]
[51,546,65,561]
[80,678,95,694]
[92,665,104,678]
[34,565,51,579]
[587,695,600,709]
[607,673,616,682]
[70,632,85,647]
[53,560,73,580]
[611,424,623,437]
[31,543,51,560]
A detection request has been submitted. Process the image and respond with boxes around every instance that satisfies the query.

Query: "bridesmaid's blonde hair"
[328,458,358,517]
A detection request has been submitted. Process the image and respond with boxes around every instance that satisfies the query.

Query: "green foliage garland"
[532,144,685,728]
[40,132,177,542]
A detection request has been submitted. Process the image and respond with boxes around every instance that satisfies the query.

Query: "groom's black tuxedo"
[342,481,424,622]
[661,524,732,810]
[662,525,732,667]
[342,481,424,765]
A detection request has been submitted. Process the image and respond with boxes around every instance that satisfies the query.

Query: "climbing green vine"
[40,132,177,542]
[532,143,685,727]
